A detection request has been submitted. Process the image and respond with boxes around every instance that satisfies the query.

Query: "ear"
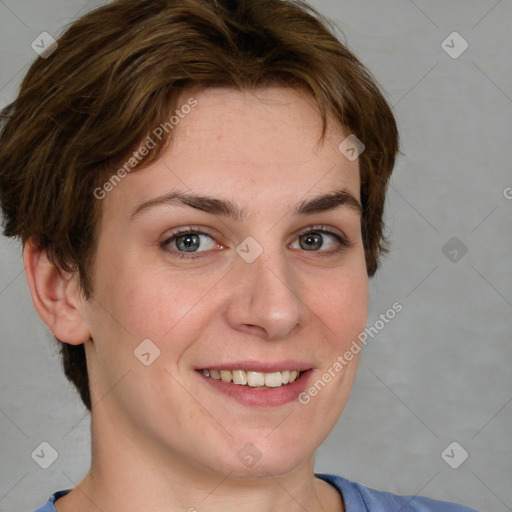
[23,239,91,345]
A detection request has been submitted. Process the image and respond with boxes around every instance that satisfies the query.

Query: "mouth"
[194,365,313,407]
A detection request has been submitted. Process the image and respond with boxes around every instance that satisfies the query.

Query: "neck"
[55,412,343,512]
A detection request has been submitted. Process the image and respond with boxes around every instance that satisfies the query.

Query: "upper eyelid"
[295,225,346,238]
[162,226,218,243]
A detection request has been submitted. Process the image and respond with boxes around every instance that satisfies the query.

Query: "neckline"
[315,473,347,511]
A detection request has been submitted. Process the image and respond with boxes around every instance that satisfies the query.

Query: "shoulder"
[31,490,71,512]
[315,473,480,512]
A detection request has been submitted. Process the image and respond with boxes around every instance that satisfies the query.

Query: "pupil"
[300,232,322,251]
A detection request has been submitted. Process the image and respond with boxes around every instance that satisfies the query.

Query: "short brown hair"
[0,0,399,411]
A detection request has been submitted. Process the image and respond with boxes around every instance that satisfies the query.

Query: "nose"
[223,243,307,340]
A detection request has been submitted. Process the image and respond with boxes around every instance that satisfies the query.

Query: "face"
[82,86,369,479]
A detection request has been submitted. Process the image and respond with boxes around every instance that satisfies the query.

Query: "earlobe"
[23,239,91,345]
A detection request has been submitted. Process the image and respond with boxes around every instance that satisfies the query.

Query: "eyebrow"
[130,188,362,220]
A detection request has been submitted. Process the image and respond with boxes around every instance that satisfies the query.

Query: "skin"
[24,86,369,512]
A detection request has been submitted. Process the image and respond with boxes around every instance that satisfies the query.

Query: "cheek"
[91,240,184,333]
[333,276,369,341]
[85,259,211,409]
[307,263,369,349]
[89,251,222,370]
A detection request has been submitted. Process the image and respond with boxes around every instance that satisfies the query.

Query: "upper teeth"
[202,369,301,387]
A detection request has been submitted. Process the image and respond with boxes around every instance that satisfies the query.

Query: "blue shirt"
[32,473,479,511]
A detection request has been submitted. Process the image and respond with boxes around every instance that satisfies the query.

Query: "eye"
[290,226,350,253]
[160,227,221,259]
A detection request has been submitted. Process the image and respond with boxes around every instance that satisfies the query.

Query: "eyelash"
[160,225,354,261]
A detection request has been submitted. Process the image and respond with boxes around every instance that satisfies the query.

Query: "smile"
[201,369,303,388]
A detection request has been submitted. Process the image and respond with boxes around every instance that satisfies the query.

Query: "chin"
[208,434,315,479]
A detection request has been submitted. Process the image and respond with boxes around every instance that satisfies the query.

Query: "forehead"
[102,86,360,220]
[170,86,350,174]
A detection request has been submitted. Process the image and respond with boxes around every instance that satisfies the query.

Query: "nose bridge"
[225,237,306,339]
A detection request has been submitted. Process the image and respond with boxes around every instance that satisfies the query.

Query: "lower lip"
[196,370,313,407]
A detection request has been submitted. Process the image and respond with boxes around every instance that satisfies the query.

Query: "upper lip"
[196,361,313,373]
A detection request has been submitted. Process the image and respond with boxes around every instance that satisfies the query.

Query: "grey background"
[0,1,511,511]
